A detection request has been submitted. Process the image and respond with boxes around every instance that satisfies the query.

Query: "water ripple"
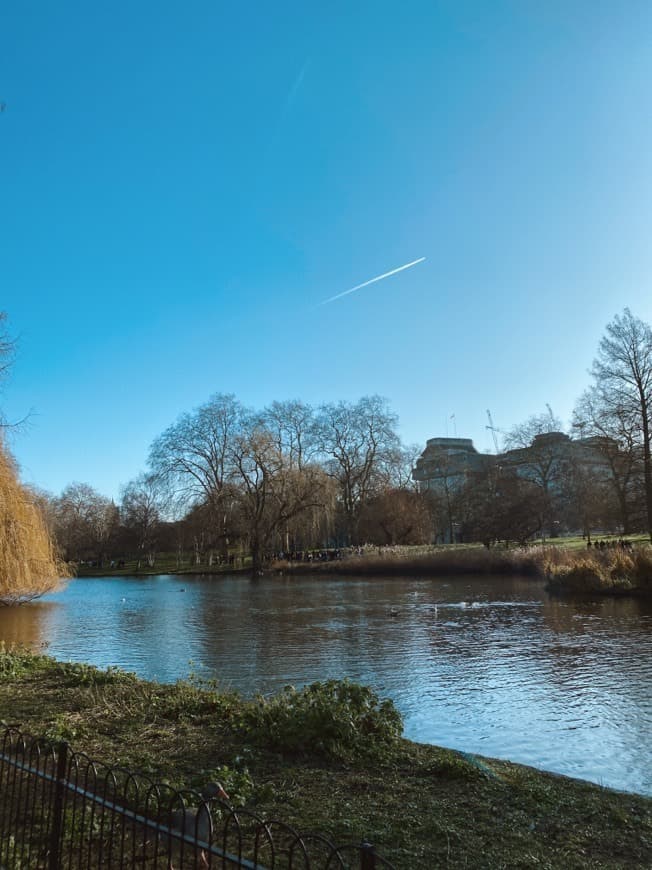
[0,573,651,794]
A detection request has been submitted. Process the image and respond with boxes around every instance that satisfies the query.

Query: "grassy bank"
[1,648,651,868]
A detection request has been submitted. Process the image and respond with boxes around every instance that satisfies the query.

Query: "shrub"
[244,679,403,760]
[0,643,42,678]
[55,660,138,687]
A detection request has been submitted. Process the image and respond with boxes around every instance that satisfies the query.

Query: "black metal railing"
[0,727,396,869]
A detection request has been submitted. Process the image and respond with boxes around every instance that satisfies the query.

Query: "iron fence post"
[48,741,69,870]
[360,840,376,870]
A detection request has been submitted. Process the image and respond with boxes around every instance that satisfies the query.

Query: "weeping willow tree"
[0,444,69,605]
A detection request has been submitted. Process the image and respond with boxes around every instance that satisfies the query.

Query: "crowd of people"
[587,539,634,550]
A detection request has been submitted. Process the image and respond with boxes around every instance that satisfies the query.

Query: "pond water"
[1,573,651,796]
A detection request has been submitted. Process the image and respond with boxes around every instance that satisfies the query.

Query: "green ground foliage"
[1,648,651,868]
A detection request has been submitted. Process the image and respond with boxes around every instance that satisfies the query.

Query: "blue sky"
[2,1,652,499]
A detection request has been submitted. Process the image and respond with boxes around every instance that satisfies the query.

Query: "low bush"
[0,643,43,678]
[244,679,403,760]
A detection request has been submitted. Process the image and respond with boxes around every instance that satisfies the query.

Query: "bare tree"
[0,312,15,389]
[230,417,332,574]
[148,393,245,554]
[573,390,641,534]
[261,400,317,470]
[53,483,118,563]
[0,312,30,432]
[502,410,570,536]
[315,396,400,544]
[120,474,166,568]
[418,448,468,543]
[357,489,432,545]
[590,309,652,540]
[386,443,424,491]
[461,469,546,547]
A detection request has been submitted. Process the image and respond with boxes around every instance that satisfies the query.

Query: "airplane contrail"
[320,257,426,305]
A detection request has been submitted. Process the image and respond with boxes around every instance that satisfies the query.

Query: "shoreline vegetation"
[1,648,651,869]
[75,539,652,598]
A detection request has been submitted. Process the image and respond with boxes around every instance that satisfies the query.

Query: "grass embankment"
[1,648,651,869]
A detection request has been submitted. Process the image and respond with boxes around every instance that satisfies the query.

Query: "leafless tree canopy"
[503,409,563,451]
[315,395,401,542]
[18,309,652,568]
[589,308,652,540]
[52,483,119,562]
[148,393,245,514]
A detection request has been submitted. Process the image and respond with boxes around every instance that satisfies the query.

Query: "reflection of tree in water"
[2,573,652,792]
[192,575,444,696]
[0,601,50,648]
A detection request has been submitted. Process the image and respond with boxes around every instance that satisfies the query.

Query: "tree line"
[23,307,652,571]
[42,395,428,573]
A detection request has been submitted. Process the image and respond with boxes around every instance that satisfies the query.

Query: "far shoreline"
[71,541,652,598]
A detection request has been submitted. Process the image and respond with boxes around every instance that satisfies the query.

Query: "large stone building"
[412,437,492,492]
[413,432,614,491]
[413,432,618,541]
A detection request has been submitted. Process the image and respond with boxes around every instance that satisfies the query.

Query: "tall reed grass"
[281,544,652,595]
[282,546,544,578]
[531,545,652,594]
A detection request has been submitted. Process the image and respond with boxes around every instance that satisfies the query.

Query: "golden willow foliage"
[0,445,69,605]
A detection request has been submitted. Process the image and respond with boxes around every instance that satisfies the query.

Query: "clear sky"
[3,1,652,500]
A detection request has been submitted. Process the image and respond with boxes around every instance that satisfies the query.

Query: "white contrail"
[320,257,426,305]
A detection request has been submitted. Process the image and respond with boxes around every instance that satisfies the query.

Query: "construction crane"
[486,409,500,454]
[545,403,556,427]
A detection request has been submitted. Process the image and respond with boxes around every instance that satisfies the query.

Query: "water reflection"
[0,574,651,795]
[0,600,53,649]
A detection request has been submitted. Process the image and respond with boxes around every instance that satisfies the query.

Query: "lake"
[1,573,651,796]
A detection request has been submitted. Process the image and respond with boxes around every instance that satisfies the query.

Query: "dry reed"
[0,444,70,604]
[280,544,652,594]
[280,546,544,578]
[541,545,652,594]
